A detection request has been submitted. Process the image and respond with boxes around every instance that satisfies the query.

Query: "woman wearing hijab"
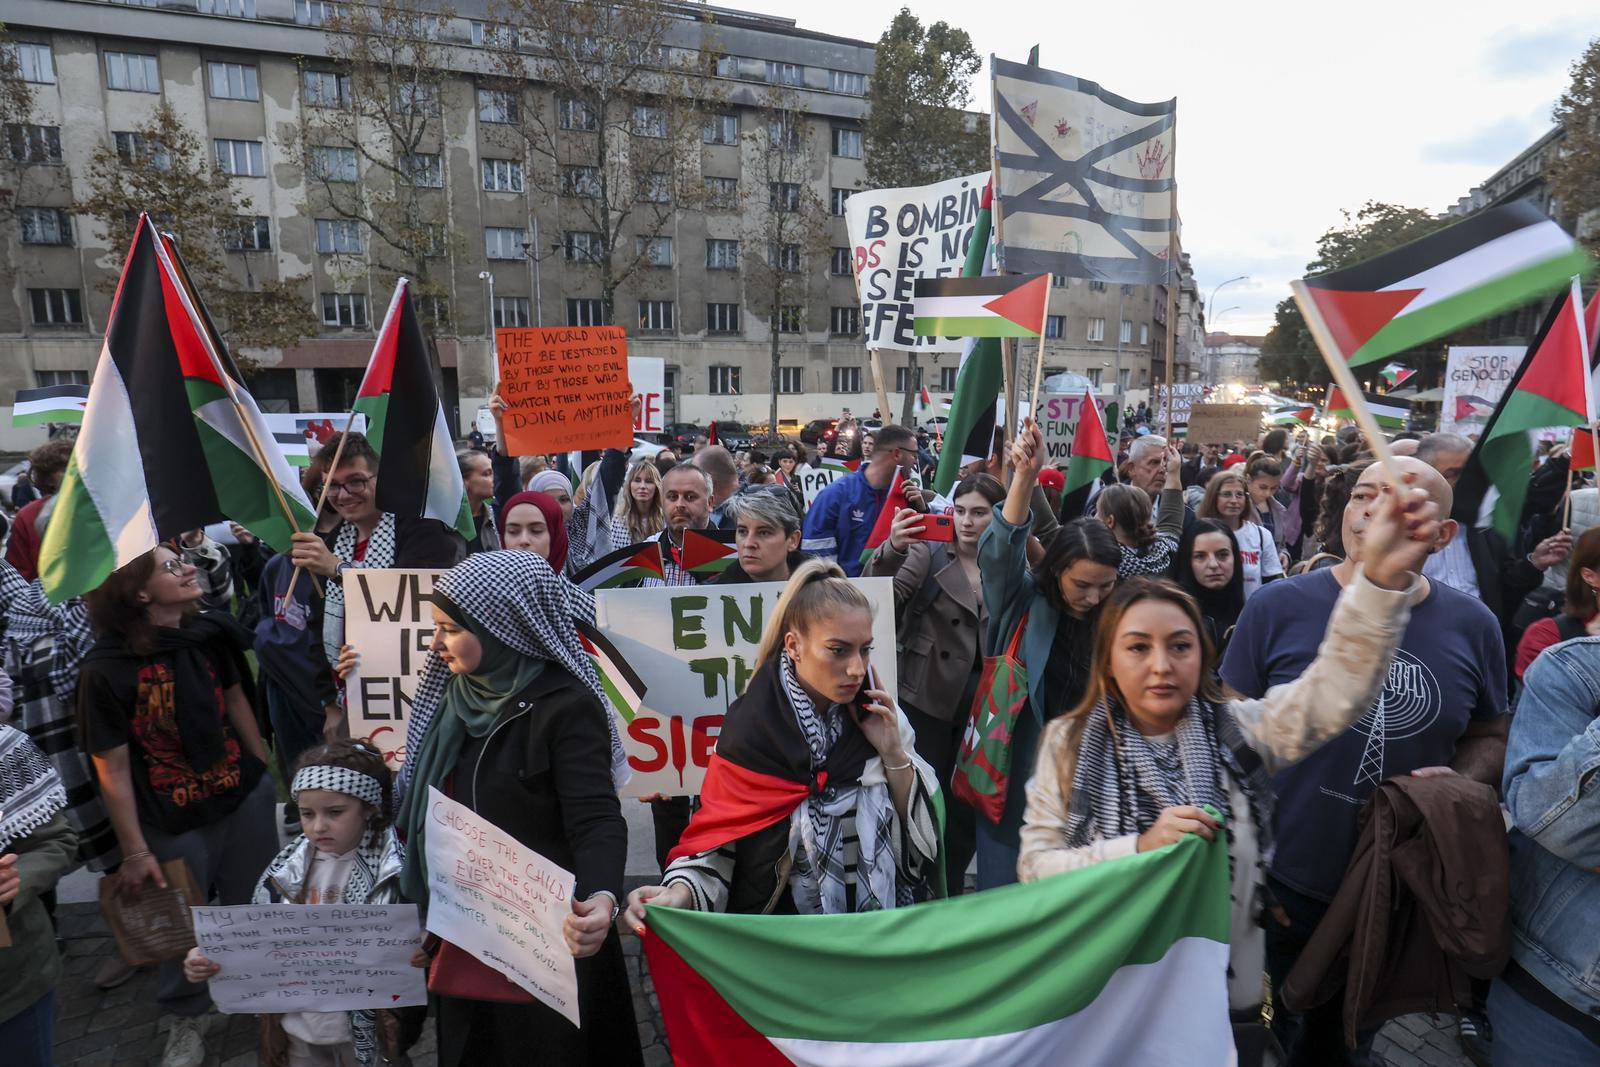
[394,551,636,1067]
[497,490,597,623]
[1174,519,1247,657]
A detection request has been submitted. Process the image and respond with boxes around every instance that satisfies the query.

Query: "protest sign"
[1185,404,1266,446]
[846,171,989,351]
[496,326,633,455]
[1153,384,1205,428]
[343,568,447,770]
[192,904,427,1014]
[629,356,666,434]
[1442,346,1523,435]
[595,580,897,797]
[1037,393,1111,463]
[792,462,849,508]
[423,787,579,1024]
[263,412,367,467]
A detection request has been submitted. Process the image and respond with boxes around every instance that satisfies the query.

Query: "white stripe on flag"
[914,294,994,319]
[424,403,466,526]
[195,397,315,515]
[1389,220,1575,315]
[77,354,159,565]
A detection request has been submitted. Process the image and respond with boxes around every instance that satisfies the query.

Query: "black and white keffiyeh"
[0,563,92,700]
[322,513,398,667]
[291,764,386,809]
[397,551,628,799]
[0,723,68,853]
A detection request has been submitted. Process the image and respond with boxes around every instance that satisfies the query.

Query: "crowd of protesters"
[1,396,1596,1067]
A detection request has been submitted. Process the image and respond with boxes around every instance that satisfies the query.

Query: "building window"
[637,172,671,204]
[1139,323,1150,345]
[713,54,739,78]
[314,218,363,253]
[9,42,55,84]
[939,366,958,391]
[563,231,602,263]
[830,187,852,216]
[105,51,160,93]
[493,296,530,328]
[831,366,861,393]
[770,243,801,273]
[477,88,520,125]
[705,176,738,209]
[1087,317,1105,342]
[5,124,62,163]
[215,139,266,177]
[36,369,89,386]
[207,61,259,101]
[765,61,802,86]
[710,365,741,395]
[29,288,83,325]
[114,131,169,169]
[767,113,800,149]
[321,292,367,327]
[223,215,270,251]
[777,366,804,394]
[830,127,862,158]
[638,300,674,331]
[199,0,256,16]
[1087,368,1103,387]
[411,223,446,258]
[632,105,666,138]
[830,306,859,336]
[557,97,597,131]
[706,302,740,333]
[308,144,356,182]
[828,69,864,95]
[566,298,604,326]
[636,235,673,267]
[295,0,337,25]
[830,247,852,276]
[1119,319,1133,344]
[705,239,739,270]
[482,157,523,192]
[560,165,601,199]
[773,306,804,333]
[486,226,528,260]
[393,81,439,116]
[19,207,72,246]
[401,152,441,187]
[1089,280,1106,292]
[769,182,800,212]
[1044,315,1065,339]
[702,112,737,145]
[470,21,518,48]
[1052,273,1068,287]
[303,69,350,108]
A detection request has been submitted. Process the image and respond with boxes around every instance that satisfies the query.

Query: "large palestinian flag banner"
[646,831,1233,1065]
[40,215,315,603]
[354,280,474,539]
[1296,200,1587,368]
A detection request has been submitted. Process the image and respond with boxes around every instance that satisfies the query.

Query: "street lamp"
[478,270,494,336]
[1208,274,1248,321]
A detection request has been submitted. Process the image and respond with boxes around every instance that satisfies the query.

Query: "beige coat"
[863,538,986,721]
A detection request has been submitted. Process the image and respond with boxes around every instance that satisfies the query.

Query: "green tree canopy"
[1549,36,1600,254]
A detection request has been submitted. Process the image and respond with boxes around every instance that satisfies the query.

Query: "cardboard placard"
[99,858,204,965]
[1153,384,1205,427]
[342,568,449,770]
[496,326,634,455]
[792,462,846,508]
[595,580,898,797]
[1184,404,1265,446]
[192,904,428,1014]
[1441,346,1522,434]
[1036,393,1111,464]
[629,356,665,435]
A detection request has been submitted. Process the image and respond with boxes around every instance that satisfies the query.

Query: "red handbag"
[952,613,1031,824]
[427,940,535,1004]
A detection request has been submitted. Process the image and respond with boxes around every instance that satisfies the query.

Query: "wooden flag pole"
[1572,275,1598,508]
[869,349,893,429]
[1163,199,1180,441]
[1028,279,1050,419]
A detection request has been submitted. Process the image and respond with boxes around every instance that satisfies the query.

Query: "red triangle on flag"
[682,528,735,571]
[1070,391,1113,464]
[1572,427,1596,472]
[1515,289,1590,418]
[982,275,1049,334]
[643,930,795,1067]
[862,469,908,555]
[1305,287,1423,358]
[1295,406,1314,423]
[626,543,665,577]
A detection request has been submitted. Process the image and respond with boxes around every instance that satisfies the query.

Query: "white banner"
[423,788,580,1025]
[629,356,666,434]
[846,171,990,352]
[342,568,448,770]
[1442,346,1523,435]
[596,580,899,797]
[192,904,427,1014]
[792,462,851,508]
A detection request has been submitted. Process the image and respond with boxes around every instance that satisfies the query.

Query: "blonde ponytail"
[753,558,873,668]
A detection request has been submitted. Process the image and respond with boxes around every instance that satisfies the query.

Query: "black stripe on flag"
[914,274,1037,300]
[1304,201,1546,294]
[16,384,91,404]
[373,288,447,520]
[575,618,648,701]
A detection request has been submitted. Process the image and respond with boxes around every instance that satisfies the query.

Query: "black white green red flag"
[12,384,88,427]
[353,280,474,539]
[1325,386,1410,429]
[39,215,315,603]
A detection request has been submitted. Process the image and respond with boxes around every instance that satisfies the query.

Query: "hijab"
[499,491,570,572]
[527,469,573,499]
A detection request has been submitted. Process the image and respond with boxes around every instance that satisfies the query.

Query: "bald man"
[1222,457,1509,1065]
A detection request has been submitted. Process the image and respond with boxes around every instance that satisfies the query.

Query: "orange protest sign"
[496,326,634,455]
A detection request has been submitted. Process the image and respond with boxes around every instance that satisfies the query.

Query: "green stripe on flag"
[38,452,119,603]
[354,393,388,455]
[1482,389,1587,539]
[914,315,1041,338]
[13,407,85,427]
[596,671,636,723]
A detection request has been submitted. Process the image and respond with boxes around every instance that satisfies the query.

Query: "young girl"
[183,741,410,1067]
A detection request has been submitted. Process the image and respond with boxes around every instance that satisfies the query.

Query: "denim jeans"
[0,988,55,1067]
[1488,978,1600,1067]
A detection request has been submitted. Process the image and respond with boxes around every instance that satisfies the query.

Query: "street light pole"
[1204,275,1248,385]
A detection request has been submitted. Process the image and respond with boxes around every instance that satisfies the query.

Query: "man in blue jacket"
[802,424,924,577]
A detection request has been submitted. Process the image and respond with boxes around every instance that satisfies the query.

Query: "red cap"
[1037,468,1065,491]
[1221,454,1247,469]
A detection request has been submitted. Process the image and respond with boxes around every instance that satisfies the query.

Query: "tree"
[1259,201,1447,390]
[743,88,832,434]
[75,101,314,367]
[0,22,48,222]
[287,0,458,341]
[864,8,988,425]
[480,0,722,325]
[1549,37,1600,254]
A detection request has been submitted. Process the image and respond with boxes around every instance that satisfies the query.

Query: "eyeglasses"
[327,475,372,498]
[159,558,191,577]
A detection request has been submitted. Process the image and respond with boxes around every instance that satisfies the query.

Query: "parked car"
[665,422,703,448]
[800,418,838,445]
[715,421,753,450]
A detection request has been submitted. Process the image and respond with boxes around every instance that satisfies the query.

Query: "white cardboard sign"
[342,568,448,770]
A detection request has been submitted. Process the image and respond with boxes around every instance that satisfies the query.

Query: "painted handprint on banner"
[1137,140,1169,180]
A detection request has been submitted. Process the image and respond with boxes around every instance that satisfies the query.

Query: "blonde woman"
[610,459,666,547]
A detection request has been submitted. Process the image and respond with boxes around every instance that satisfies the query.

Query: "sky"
[738,0,1596,338]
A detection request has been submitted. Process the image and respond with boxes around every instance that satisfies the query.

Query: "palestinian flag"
[1271,406,1315,426]
[273,428,311,467]
[913,274,1049,338]
[1296,201,1588,368]
[1059,392,1113,520]
[682,527,736,575]
[818,457,860,477]
[12,384,89,427]
[1469,281,1599,538]
[933,182,1003,495]
[572,540,666,591]
[39,216,316,603]
[576,618,646,724]
[353,280,474,539]
[858,469,909,564]
[915,385,930,415]
[1325,386,1409,429]
[1378,363,1415,390]
[1571,427,1598,472]
[647,830,1232,1065]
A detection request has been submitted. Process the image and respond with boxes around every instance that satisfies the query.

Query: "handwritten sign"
[846,171,989,351]
[1153,384,1205,428]
[595,580,897,797]
[191,904,427,1014]
[792,462,846,509]
[343,568,448,770]
[423,787,579,1024]
[496,326,634,455]
[1442,346,1522,435]
[1185,404,1265,446]
[629,356,665,434]
[1037,393,1111,464]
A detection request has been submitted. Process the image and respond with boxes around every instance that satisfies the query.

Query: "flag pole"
[1574,275,1598,509]
[1290,279,1407,490]
[1163,198,1179,441]
[869,349,894,429]
[1028,278,1050,419]
[988,79,1017,464]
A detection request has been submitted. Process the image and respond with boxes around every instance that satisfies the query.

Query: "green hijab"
[396,596,546,903]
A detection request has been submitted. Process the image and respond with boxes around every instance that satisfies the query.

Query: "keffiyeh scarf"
[322,513,398,668]
[0,723,68,853]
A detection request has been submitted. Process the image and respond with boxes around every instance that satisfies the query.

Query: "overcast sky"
[742,0,1595,337]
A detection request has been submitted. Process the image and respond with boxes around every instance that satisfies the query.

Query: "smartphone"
[909,513,955,542]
